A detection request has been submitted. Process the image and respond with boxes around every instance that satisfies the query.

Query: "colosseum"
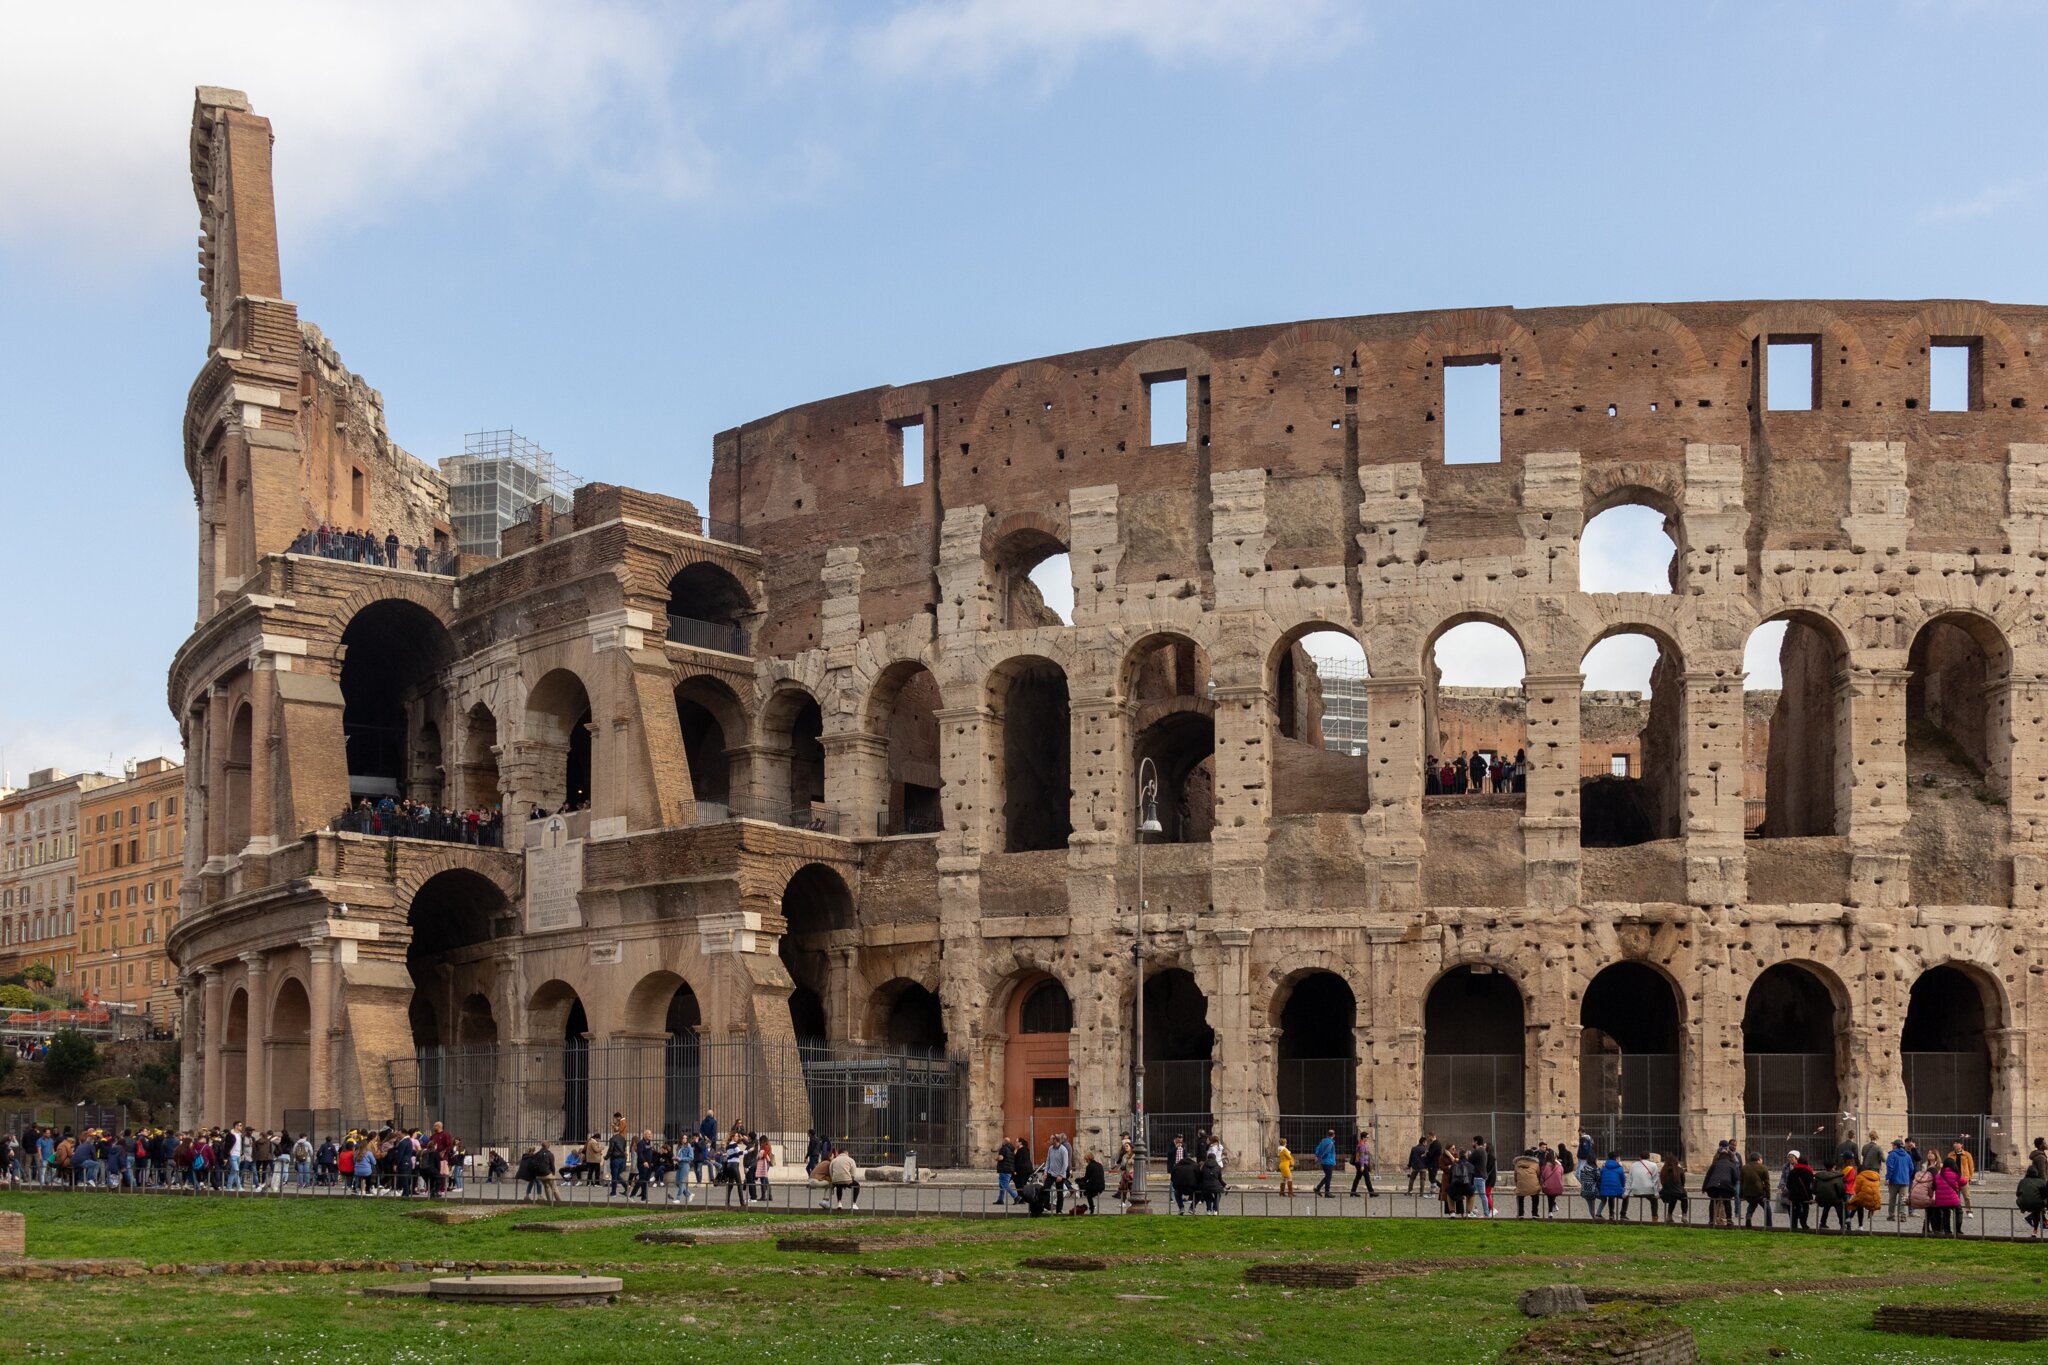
[170,88,2045,1171]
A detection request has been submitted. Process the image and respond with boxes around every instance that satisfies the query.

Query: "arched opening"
[1742,964,1843,1163]
[462,703,500,812]
[1579,502,1679,594]
[780,864,852,1043]
[221,986,249,1122]
[874,980,948,1055]
[763,686,827,824]
[524,669,594,812]
[340,600,454,803]
[1907,614,2011,905]
[457,992,497,1047]
[674,676,742,811]
[1902,964,1995,1159]
[224,702,253,852]
[1004,974,1075,1138]
[409,993,443,1119]
[664,561,751,654]
[268,977,311,1122]
[868,662,944,835]
[1425,619,1527,798]
[1580,961,1683,1156]
[989,656,1071,852]
[662,981,702,1141]
[1579,630,1683,847]
[1143,967,1214,1139]
[1270,627,1372,816]
[1424,965,1525,1156]
[1275,971,1357,1155]
[524,979,589,1142]
[406,868,506,963]
[1126,634,1214,843]
[1742,613,1845,837]
[991,528,1074,629]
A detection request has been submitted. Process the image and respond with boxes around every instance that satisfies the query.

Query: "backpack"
[1450,1158,1474,1188]
[1907,1170,1935,1209]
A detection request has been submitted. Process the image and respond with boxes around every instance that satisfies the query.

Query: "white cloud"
[857,0,1360,78]
[0,1,711,263]
[1917,170,2046,224]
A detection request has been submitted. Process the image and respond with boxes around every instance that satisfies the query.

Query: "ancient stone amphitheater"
[170,88,2044,1168]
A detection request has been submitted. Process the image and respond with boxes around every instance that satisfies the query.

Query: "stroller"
[1019,1166,1056,1217]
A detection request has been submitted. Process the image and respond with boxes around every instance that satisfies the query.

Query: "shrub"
[40,1028,101,1096]
[0,983,35,1009]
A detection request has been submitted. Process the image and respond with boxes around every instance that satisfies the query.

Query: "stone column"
[179,977,203,1129]
[1846,667,1911,907]
[823,732,888,837]
[245,662,277,854]
[1681,669,1747,904]
[1360,927,1420,1123]
[241,952,270,1127]
[1521,672,1583,908]
[201,967,225,1128]
[1210,930,1255,1163]
[2003,672,2048,908]
[307,940,336,1112]
[1689,917,1743,1160]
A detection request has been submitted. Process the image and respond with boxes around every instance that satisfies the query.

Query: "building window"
[1610,754,1630,777]
[1443,357,1503,464]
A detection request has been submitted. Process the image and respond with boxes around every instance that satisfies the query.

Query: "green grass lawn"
[3,1191,2046,1362]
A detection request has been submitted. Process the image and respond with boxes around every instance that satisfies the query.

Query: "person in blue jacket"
[1314,1129,1339,1198]
[1596,1151,1628,1221]
[1883,1138,1917,1223]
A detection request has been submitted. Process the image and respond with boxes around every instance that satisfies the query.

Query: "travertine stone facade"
[171,90,2043,1168]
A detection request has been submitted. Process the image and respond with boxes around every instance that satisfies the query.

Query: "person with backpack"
[292,1133,315,1189]
[2016,1163,2047,1238]
[1575,1149,1602,1220]
[1784,1150,1815,1230]
[1848,1159,1881,1230]
[1406,1133,1432,1195]
[1813,1158,1849,1231]
[1883,1138,1915,1222]
[1512,1147,1541,1219]
[1741,1151,1774,1228]
[1169,1149,1198,1215]
[1198,1148,1227,1214]
[994,1137,1017,1206]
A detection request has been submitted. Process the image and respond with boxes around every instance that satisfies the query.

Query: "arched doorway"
[1143,968,1214,1144]
[1742,612,1846,837]
[763,686,827,824]
[990,528,1074,630]
[461,704,500,812]
[1424,618,1527,798]
[1579,502,1679,594]
[224,703,253,852]
[1269,628,1371,816]
[1126,635,1215,843]
[1275,972,1357,1156]
[989,657,1071,852]
[1742,964,1843,1163]
[662,982,702,1141]
[406,870,509,1140]
[1902,964,1996,1162]
[524,670,594,812]
[221,986,249,1122]
[1580,962,1683,1157]
[339,600,454,803]
[665,562,751,653]
[409,994,442,1121]
[869,662,944,835]
[1003,975,1075,1144]
[1423,965,1525,1157]
[780,864,852,1043]
[269,978,311,1124]
[1907,614,2012,904]
[674,677,741,812]
[1578,630,1684,848]
[527,981,590,1142]
[875,981,947,1056]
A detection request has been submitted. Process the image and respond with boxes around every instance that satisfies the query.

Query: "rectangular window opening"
[1610,754,1630,777]
[1032,1077,1071,1109]
[1443,357,1501,464]
[1766,339,1816,411]
[350,466,366,514]
[1930,341,1976,412]
[1146,373,1188,446]
[896,420,925,487]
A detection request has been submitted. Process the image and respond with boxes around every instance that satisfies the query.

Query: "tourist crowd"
[0,1120,465,1195]
[332,797,505,847]
[288,525,447,574]
[508,1109,863,1211]
[1425,749,1529,795]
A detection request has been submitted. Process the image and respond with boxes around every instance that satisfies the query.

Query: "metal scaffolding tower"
[439,428,582,557]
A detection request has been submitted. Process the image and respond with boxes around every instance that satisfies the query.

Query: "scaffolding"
[1309,652,1370,753]
[439,428,582,557]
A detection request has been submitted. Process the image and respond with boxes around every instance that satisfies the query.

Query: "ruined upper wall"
[713,301,2048,653]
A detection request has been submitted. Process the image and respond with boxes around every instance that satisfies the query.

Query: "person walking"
[1349,1130,1375,1197]
[1785,1150,1815,1230]
[1576,1148,1602,1220]
[1044,1134,1072,1213]
[1079,1151,1105,1214]
[994,1137,1016,1206]
[1538,1145,1564,1218]
[1813,1158,1848,1231]
[1406,1133,1432,1196]
[1275,1139,1295,1197]
[1848,1159,1881,1230]
[1314,1129,1339,1199]
[2017,1162,2047,1239]
[1741,1150,1774,1228]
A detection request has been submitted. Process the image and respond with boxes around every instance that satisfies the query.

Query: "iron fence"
[665,615,748,654]
[386,1037,967,1166]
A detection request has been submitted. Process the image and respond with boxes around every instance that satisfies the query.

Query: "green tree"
[21,962,56,987]
[40,1028,101,1097]
[0,983,35,1009]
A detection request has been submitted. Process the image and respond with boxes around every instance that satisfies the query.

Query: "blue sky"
[1,0,2043,779]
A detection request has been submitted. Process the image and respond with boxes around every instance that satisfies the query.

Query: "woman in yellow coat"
[1276,1140,1296,1196]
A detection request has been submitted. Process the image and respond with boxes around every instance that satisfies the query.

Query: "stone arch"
[675,673,748,810]
[1143,964,1216,1137]
[1579,496,1681,595]
[523,667,594,812]
[1901,959,2005,1158]
[986,653,1072,852]
[867,977,948,1055]
[456,992,497,1047]
[1272,969,1358,1148]
[1422,612,1528,790]
[459,701,500,813]
[1579,958,1686,1156]
[1555,304,1710,380]
[221,985,249,1121]
[1746,606,1851,838]
[1578,621,1686,846]
[780,862,854,1042]
[663,559,752,653]
[1123,631,1215,843]
[967,361,1094,464]
[1741,961,1848,1163]
[863,658,945,835]
[1721,303,1874,374]
[1398,309,1549,380]
[1423,962,1528,1154]
[1906,608,2012,789]
[760,681,827,819]
[267,974,312,1121]
[338,598,456,804]
[526,978,591,1141]
[989,522,1074,630]
[1879,302,2030,382]
[997,969,1076,1137]
[224,701,253,852]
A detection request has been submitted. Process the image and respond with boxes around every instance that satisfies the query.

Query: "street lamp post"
[110,947,123,1041]
[1129,757,1163,1213]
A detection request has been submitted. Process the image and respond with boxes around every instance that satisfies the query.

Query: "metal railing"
[665,615,748,654]
[330,806,507,846]
[693,798,851,836]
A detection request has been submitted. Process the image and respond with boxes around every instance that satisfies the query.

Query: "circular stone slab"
[427,1274,621,1307]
